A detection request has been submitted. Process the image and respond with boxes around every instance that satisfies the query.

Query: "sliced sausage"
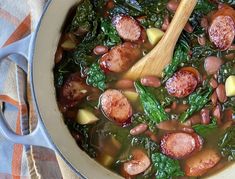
[165,70,198,98]
[160,132,201,159]
[209,15,235,51]
[184,149,221,176]
[59,73,89,111]
[100,42,141,73]
[100,89,133,125]
[123,149,151,176]
[113,15,142,42]
[204,56,222,75]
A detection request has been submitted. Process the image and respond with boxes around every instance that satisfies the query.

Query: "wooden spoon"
[124,0,197,80]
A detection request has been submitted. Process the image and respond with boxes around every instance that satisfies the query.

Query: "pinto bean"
[59,73,89,111]
[113,15,142,42]
[115,79,134,89]
[184,149,221,176]
[161,16,170,31]
[209,78,218,89]
[226,45,235,60]
[204,56,222,75]
[130,123,148,136]
[123,149,151,176]
[197,36,206,46]
[100,89,133,125]
[211,91,218,106]
[167,0,179,12]
[213,104,222,124]
[209,16,235,51]
[184,22,193,33]
[140,76,161,88]
[201,108,210,125]
[100,42,141,73]
[188,114,202,126]
[93,45,108,56]
[166,70,198,98]
[216,84,227,103]
[200,17,209,29]
[144,130,158,142]
[161,132,198,159]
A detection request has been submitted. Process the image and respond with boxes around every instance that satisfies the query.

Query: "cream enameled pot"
[0,0,234,178]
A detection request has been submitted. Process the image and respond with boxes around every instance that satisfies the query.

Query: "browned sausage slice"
[161,132,199,159]
[59,73,89,111]
[99,42,141,73]
[209,16,235,51]
[100,89,133,125]
[123,149,151,176]
[165,70,198,98]
[113,15,142,42]
[184,149,221,176]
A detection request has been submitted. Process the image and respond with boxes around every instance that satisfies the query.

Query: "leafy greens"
[152,153,184,179]
[135,81,169,124]
[86,63,107,91]
[180,85,213,122]
[193,118,217,137]
[219,126,235,161]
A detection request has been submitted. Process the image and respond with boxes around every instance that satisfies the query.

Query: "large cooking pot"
[0,0,235,178]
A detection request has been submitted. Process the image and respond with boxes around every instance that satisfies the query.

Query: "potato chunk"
[146,28,164,45]
[225,75,235,97]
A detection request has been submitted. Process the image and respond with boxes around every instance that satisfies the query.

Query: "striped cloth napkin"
[0,0,79,178]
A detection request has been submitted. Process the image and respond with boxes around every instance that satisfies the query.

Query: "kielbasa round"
[165,70,198,98]
[59,73,89,111]
[209,16,235,51]
[113,15,142,42]
[100,42,141,73]
[160,132,202,159]
[184,149,221,176]
[123,149,151,176]
[100,89,133,125]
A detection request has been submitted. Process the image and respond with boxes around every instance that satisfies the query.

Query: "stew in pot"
[53,0,235,178]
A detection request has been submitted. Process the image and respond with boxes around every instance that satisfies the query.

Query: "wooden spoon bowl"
[124,0,197,80]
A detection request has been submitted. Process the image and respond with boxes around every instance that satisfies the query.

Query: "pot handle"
[0,102,54,150]
[0,35,54,150]
[0,34,32,72]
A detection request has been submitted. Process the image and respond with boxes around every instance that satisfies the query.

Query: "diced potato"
[76,109,99,125]
[146,28,164,45]
[123,91,139,103]
[225,75,235,97]
[61,39,76,50]
[97,153,114,167]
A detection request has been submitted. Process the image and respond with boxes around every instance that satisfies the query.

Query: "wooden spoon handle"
[160,0,197,48]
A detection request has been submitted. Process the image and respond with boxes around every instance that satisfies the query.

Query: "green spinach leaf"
[135,81,169,124]
[219,126,235,161]
[152,153,184,179]
[70,0,96,32]
[86,63,107,91]
[218,60,235,83]
[193,118,217,137]
[180,85,213,122]
[100,18,122,46]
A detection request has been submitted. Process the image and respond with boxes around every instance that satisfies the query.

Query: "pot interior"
[32,0,235,178]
